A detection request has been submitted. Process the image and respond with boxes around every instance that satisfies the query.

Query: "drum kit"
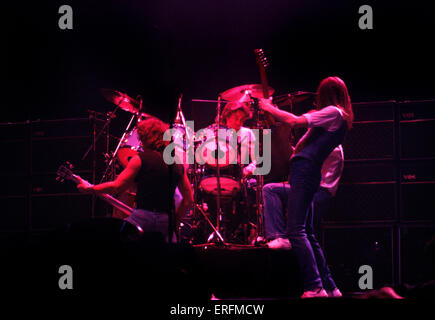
[88,85,313,246]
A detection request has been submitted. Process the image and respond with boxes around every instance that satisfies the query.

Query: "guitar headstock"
[56,162,74,182]
[254,48,269,70]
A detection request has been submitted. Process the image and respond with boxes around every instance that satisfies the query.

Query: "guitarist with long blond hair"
[259,76,353,298]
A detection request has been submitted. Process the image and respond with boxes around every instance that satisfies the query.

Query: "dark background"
[5,0,435,125]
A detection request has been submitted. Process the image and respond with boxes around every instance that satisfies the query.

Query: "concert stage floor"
[1,225,431,303]
[193,244,303,299]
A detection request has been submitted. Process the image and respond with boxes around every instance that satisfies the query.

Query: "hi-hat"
[220,84,275,101]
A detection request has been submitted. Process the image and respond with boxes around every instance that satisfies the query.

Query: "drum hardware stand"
[82,108,119,162]
[82,109,119,217]
[99,109,138,183]
[209,95,228,246]
[250,96,266,243]
[195,204,225,244]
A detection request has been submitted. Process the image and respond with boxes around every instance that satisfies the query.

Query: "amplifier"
[31,194,93,230]
[0,196,27,231]
[352,101,395,122]
[400,160,435,221]
[343,121,395,160]
[399,100,435,159]
[322,226,395,292]
[325,182,396,223]
[400,225,435,285]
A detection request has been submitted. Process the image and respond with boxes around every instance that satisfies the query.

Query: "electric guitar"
[56,164,133,216]
[253,48,275,127]
[254,48,271,99]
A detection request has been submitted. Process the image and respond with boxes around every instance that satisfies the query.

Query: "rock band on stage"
[62,73,355,298]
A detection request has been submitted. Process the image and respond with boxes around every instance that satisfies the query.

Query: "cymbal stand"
[82,106,121,162]
[203,95,226,245]
[176,95,198,223]
[99,112,137,183]
[195,203,225,243]
[250,97,266,242]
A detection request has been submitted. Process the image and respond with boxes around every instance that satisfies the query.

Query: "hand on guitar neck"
[76,177,95,194]
[57,164,133,216]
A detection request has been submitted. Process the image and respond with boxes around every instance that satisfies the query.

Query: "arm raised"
[258,98,307,128]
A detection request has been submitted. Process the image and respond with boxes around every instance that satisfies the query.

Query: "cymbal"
[101,88,140,114]
[220,84,275,101]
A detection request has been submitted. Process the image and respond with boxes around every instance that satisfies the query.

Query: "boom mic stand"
[203,95,226,246]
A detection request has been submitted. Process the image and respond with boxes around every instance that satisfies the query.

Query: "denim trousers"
[125,208,170,241]
[263,158,337,291]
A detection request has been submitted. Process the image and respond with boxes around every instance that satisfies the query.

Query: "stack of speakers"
[321,99,435,292]
[0,117,105,235]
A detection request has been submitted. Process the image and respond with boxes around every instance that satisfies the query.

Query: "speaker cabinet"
[343,122,395,160]
[352,101,396,122]
[31,119,93,174]
[322,226,395,293]
[400,225,435,285]
[343,101,396,161]
[400,160,435,221]
[32,137,92,174]
[325,161,397,223]
[326,183,396,223]
[0,197,27,231]
[399,100,435,159]
[31,194,92,229]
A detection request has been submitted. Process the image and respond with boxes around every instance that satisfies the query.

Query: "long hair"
[315,76,354,129]
[136,117,170,152]
[218,101,250,125]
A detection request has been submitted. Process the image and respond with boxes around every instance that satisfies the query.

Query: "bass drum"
[195,124,237,167]
[199,164,241,197]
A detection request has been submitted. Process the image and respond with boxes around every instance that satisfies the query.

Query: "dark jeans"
[287,158,337,291]
[263,181,337,291]
[125,208,171,241]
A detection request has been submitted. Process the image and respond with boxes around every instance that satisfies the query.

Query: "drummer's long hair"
[218,101,250,125]
[315,76,354,129]
[137,117,170,153]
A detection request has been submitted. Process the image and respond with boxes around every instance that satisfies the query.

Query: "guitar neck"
[96,193,133,216]
[70,173,133,216]
[259,70,270,99]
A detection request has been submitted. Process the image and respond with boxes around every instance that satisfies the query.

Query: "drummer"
[218,101,257,177]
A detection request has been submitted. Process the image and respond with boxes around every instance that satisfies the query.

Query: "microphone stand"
[205,95,226,246]
[250,96,266,243]
[215,96,223,242]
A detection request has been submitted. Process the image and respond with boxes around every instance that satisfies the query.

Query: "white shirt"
[303,106,344,132]
[320,145,344,197]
